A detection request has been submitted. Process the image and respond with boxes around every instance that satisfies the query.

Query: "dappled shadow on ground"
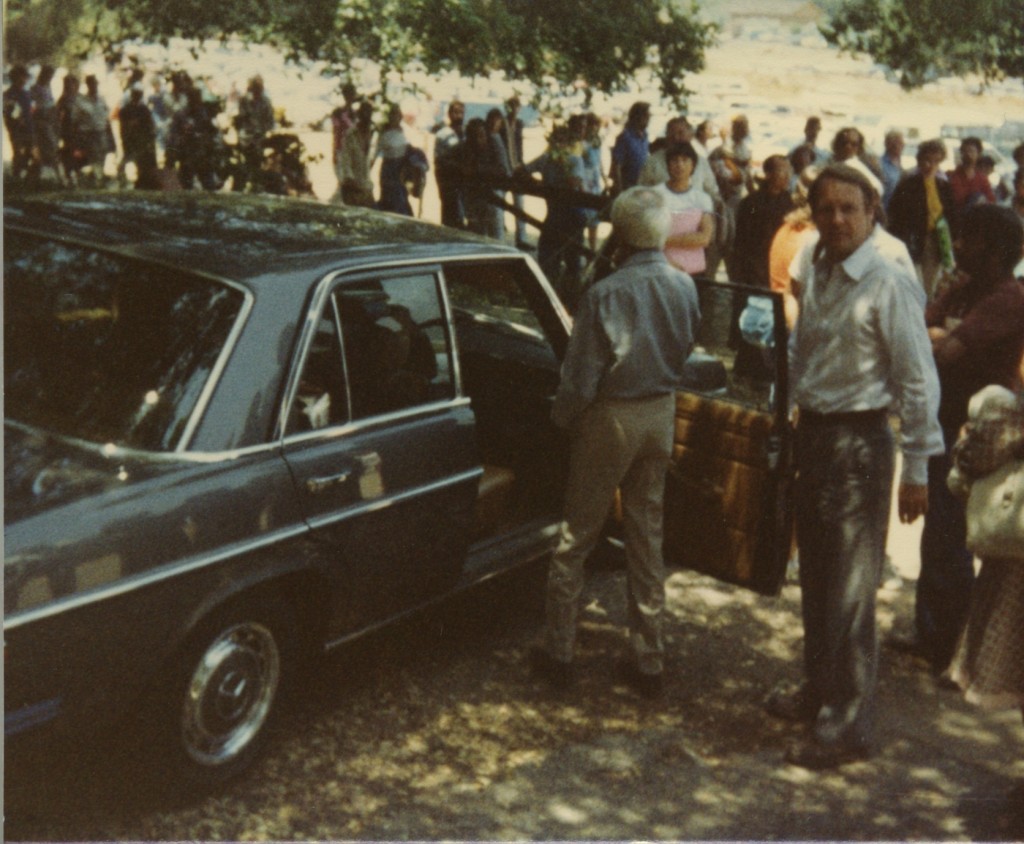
[6,563,1023,841]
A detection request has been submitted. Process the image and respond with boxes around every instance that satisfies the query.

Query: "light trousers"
[543,394,676,674]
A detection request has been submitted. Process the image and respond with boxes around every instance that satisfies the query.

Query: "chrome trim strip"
[306,467,482,529]
[280,396,473,447]
[276,272,339,439]
[3,523,309,631]
[3,420,275,464]
[5,698,62,736]
[4,467,483,632]
[436,265,465,397]
[176,286,256,452]
[519,251,574,331]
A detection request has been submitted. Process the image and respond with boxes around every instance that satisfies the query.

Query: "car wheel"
[156,598,297,792]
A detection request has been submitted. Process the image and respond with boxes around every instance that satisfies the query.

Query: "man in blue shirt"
[529,186,701,698]
[880,130,904,212]
[610,101,651,196]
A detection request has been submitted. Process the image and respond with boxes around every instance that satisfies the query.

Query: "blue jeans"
[917,448,974,671]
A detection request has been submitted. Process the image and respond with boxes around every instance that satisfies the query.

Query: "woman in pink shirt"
[655,142,715,277]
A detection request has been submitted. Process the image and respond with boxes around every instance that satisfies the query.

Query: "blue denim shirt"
[880,153,902,211]
[551,251,701,428]
[611,127,649,189]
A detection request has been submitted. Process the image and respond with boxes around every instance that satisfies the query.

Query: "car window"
[287,301,348,433]
[4,232,245,451]
[443,260,566,364]
[336,273,454,420]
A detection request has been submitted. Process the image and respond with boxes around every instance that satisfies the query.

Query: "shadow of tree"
[6,563,1023,841]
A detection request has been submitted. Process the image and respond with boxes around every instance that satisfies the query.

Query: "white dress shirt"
[788,230,943,485]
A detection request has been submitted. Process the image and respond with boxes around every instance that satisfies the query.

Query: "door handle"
[306,470,352,494]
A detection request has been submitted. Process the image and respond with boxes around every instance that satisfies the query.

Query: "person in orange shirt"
[768,166,819,328]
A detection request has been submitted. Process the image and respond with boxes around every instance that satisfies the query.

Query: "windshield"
[4,231,245,452]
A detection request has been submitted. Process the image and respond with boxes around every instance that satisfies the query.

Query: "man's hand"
[898,483,928,523]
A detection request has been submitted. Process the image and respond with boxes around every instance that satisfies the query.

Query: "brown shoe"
[764,683,819,722]
[785,737,873,770]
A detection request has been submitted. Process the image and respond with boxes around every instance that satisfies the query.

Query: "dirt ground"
[6,531,1023,841]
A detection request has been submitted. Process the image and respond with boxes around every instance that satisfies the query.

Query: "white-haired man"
[530,186,702,698]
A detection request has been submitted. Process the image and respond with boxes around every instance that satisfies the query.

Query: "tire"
[153,596,297,792]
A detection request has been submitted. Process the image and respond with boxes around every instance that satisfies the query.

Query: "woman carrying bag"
[947,384,1024,798]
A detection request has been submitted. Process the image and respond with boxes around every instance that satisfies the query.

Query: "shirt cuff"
[900,453,929,486]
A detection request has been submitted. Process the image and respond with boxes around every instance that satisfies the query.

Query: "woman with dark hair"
[948,137,995,211]
[828,126,882,195]
[483,107,512,239]
[887,138,957,300]
[655,142,715,277]
[460,117,510,238]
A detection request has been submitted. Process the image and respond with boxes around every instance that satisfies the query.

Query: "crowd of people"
[520,101,1024,786]
[529,165,1024,786]
[3,62,312,194]
[7,62,1024,286]
[426,96,1024,314]
[591,103,1024,297]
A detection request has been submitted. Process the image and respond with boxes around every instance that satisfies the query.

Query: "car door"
[662,280,793,596]
[280,266,480,638]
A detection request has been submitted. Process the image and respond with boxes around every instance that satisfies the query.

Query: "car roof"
[3,192,512,284]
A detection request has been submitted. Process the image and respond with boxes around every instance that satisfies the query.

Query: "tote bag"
[965,458,1024,559]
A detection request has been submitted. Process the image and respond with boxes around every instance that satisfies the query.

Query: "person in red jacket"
[947,137,995,212]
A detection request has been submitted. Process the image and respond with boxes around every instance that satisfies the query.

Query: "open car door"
[662,280,793,596]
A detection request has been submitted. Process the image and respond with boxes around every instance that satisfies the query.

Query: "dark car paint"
[4,193,569,754]
[4,193,794,771]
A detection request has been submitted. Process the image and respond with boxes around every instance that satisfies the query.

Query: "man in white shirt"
[770,163,943,769]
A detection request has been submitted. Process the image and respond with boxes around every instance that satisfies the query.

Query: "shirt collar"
[621,249,670,269]
[815,230,877,282]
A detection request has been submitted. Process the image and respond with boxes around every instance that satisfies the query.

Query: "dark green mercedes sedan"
[4,192,794,793]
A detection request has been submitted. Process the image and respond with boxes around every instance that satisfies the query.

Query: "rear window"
[4,231,245,451]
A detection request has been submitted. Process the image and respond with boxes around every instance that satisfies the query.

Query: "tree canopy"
[3,0,718,107]
[821,0,1024,89]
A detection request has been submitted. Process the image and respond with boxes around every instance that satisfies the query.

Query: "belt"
[799,407,889,426]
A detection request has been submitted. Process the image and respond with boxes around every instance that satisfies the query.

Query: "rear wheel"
[153,597,297,792]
